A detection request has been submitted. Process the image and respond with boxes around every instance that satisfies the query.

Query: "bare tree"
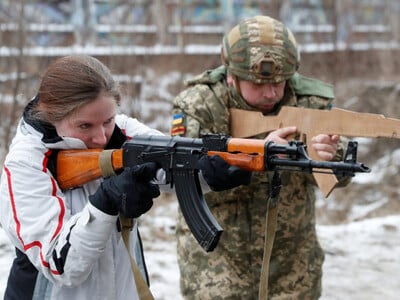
[1,0,26,158]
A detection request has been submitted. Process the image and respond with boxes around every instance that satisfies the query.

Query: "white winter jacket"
[0,103,163,300]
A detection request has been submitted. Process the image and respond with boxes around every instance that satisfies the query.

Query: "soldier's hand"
[265,126,297,144]
[199,155,252,191]
[311,134,339,161]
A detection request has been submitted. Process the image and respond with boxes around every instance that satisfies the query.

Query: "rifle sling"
[120,216,154,300]
[259,203,278,300]
[99,153,153,299]
[258,172,280,300]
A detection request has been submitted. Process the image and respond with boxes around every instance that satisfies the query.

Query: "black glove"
[199,155,252,192]
[89,162,160,218]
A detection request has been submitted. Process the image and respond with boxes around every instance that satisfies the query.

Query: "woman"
[0,55,162,299]
[0,54,251,300]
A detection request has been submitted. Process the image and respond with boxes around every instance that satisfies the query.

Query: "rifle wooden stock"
[230,107,400,197]
[57,149,123,190]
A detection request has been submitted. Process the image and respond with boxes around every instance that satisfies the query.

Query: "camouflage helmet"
[221,15,300,84]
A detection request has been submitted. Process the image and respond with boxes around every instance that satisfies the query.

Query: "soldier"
[171,15,350,299]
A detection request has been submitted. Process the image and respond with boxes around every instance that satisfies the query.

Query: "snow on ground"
[1,197,399,299]
[318,215,400,300]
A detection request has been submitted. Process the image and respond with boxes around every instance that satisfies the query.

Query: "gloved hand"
[89,162,160,218]
[199,155,252,192]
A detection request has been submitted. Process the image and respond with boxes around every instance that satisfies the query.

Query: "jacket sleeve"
[0,145,118,287]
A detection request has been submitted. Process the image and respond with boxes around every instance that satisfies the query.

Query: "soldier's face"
[228,74,286,113]
[240,80,286,112]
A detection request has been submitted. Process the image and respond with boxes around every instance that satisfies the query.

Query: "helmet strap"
[232,74,242,98]
[228,72,265,110]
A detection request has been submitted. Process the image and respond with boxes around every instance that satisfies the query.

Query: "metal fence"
[0,0,398,56]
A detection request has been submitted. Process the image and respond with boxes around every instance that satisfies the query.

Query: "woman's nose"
[91,127,107,146]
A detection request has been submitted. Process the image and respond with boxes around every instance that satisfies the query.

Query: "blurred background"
[0,0,400,223]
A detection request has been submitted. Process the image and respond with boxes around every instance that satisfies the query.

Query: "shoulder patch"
[170,113,186,136]
[289,73,335,99]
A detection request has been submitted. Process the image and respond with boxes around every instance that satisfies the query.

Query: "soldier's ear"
[226,73,234,85]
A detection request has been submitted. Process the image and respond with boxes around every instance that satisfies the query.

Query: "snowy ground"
[1,195,399,299]
[318,216,400,300]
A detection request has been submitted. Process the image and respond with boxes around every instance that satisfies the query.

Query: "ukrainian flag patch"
[171,113,186,136]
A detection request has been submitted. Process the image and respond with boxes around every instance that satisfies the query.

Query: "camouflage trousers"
[176,180,324,300]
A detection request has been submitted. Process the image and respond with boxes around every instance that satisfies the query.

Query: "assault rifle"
[230,106,400,197]
[56,134,370,252]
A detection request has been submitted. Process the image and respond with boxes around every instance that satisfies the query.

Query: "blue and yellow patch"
[171,113,186,136]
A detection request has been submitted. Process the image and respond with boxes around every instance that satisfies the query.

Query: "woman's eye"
[79,123,90,129]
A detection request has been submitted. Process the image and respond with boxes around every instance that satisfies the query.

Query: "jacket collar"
[23,95,63,144]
